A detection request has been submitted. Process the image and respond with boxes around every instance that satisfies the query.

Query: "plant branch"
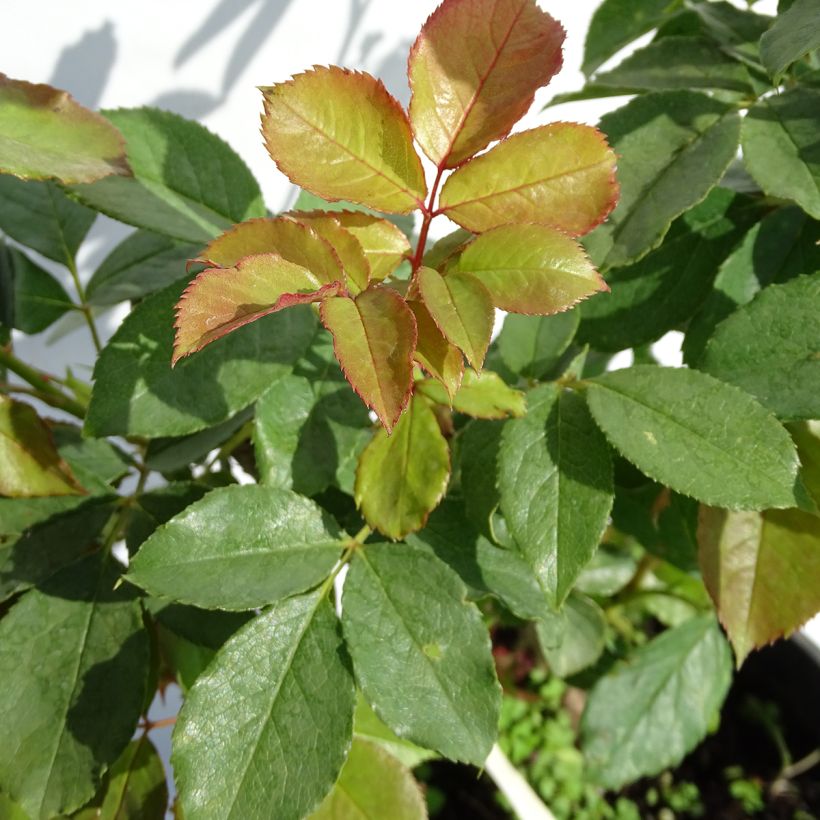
[66,256,103,354]
[410,163,447,277]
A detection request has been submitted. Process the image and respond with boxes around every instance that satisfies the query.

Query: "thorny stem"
[409,162,447,278]
[0,347,87,418]
[66,256,103,354]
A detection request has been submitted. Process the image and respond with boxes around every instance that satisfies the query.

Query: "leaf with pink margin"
[408,0,565,168]
[320,287,416,432]
[329,211,411,281]
[408,299,464,401]
[173,254,342,364]
[417,266,494,370]
[0,74,129,183]
[452,224,608,314]
[284,211,371,293]
[203,218,343,284]
[261,67,426,214]
[439,124,618,236]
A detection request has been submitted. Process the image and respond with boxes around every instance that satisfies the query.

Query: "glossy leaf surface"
[262,67,426,213]
[453,224,606,314]
[742,88,820,219]
[0,74,128,183]
[408,300,464,400]
[586,366,800,510]
[343,544,500,766]
[86,278,315,438]
[128,485,342,610]
[409,0,564,168]
[581,616,732,788]
[499,384,613,607]
[700,273,820,420]
[0,396,82,497]
[173,254,340,363]
[698,506,820,664]
[355,396,450,539]
[537,593,607,679]
[173,592,355,820]
[321,287,416,431]
[72,108,265,243]
[329,211,411,281]
[309,739,426,820]
[0,555,148,819]
[439,124,617,236]
[417,266,493,370]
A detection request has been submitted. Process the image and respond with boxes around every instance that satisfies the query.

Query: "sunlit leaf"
[261,67,426,213]
[321,287,416,431]
[439,124,617,236]
[408,299,464,400]
[329,211,411,281]
[408,0,564,168]
[417,266,493,370]
[452,223,607,314]
[0,73,128,183]
[417,369,526,420]
[173,254,342,363]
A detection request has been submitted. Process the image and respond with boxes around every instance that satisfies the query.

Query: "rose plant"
[0,0,818,817]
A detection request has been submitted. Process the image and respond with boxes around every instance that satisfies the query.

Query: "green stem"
[204,421,254,470]
[66,256,103,354]
[0,347,87,418]
[319,526,371,600]
[101,460,151,557]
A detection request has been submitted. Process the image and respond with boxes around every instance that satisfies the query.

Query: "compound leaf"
[408,299,464,400]
[759,0,820,79]
[329,211,411,281]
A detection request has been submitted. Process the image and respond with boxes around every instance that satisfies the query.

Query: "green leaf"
[406,498,551,620]
[172,591,355,820]
[51,423,130,494]
[458,419,503,540]
[408,300,464,400]
[255,371,370,497]
[438,124,617,236]
[575,545,637,597]
[325,211,411,281]
[587,91,741,268]
[408,0,564,168]
[791,420,820,508]
[698,506,820,665]
[342,543,500,765]
[0,73,128,183]
[129,485,342,610]
[496,311,579,381]
[71,108,265,243]
[684,206,820,364]
[99,738,168,820]
[452,224,607,314]
[0,176,95,266]
[421,228,473,272]
[0,555,149,819]
[581,615,732,788]
[85,277,315,438]
[536,593,607,679]
[86,230,199,306]
[0,244,74,334]
[699,273,820,420]
[149,602,251,652]
[352,696,435,769]
[759,0,820,79]
[579,188,755,351]
[308,739,426,820]
[355,395,450,539]
[586,366,801,510]
[0,495,115,602]
[498,384,614,608]
[582,0,684,76]
[417,369,526,420]
[742,88,820,220]
[321,287,416,431]
[0,396,82,496]
[417,266,493,370]
[261,67,426,214]
[689,2,773,68]
[173,254,341,362]
[592,37,755,93]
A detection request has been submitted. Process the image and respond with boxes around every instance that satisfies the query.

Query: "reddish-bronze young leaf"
[698,506,820,665]
[0,74,129,183]
[452,224,607,314]
[204,217,343,284]
[417,266,494,370]
[408,0,565,168]
[261,67,427,214]
[439,124,618,235]
[284,211,371,293]
[329,211,411,280]
[173,254,341,363]
[320,287,417,431]
[408,299,464,400]
[0,396,84,497]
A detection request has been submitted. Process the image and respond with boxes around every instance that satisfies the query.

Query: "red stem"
[410,163,447,276]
